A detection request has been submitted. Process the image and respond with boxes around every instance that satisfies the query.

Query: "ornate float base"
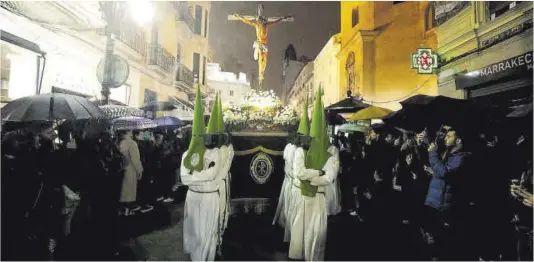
[229,132,288,216]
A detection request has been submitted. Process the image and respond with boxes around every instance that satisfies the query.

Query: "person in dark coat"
[422,125,470,260]
[133,129,155,213]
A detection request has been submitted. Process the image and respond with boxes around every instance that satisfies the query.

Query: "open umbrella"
[507,102,532,118]
[325,96,369,124]
[112,116,157,131]
[338,123,370,133]
[154,116,182,128]
[99,105,144,119]
[139,101,177,111]
[1,93,105,122]
[345,106,393,121]
[383,94,488,134]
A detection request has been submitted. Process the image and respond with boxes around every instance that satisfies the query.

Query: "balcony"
[173,1,195,33]
[174,65,194,91]
[114,23,147,61]
[147,44,175,76]
[94,24,147,61]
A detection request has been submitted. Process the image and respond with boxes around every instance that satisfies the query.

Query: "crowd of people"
[330,123,533,261]
[1,120,188,260]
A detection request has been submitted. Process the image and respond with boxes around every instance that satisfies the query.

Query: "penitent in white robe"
[285,147,304,243]
[273,143,297,230]
[217,145,232,250]
[180,148,221,261]
[225,144,234,230]
[324,146,342,216]
[289,150,340,261]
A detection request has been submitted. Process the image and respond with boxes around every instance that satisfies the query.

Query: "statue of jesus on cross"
[229,4,294,88]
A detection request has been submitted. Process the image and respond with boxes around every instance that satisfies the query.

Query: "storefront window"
[489,1,517,21]
[1,41,38,104]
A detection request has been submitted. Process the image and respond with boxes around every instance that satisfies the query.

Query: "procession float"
[223,89,298,215]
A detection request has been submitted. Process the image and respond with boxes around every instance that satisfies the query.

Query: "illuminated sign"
[411,48,438,74]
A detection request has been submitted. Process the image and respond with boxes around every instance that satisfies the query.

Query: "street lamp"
[99,1,153,105]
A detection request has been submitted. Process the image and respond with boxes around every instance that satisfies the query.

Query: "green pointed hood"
[301,88,329,197]
[206,92,220,134]
[216,91,225,133]
[297,96,310,135]
[183,85,206,171]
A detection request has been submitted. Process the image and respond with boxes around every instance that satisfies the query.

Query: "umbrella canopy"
[346,106,393,121]
[325,97,370,125]
[338,123,370,133]
[91,99,127,106]
[325,97,370,113]
[1,93,106,122]
[507,102,533,118]
[139,101,177,111]
[383,94,488,134]
[112,116,157,131]
[154,116,182,127]
[99,105,144,119]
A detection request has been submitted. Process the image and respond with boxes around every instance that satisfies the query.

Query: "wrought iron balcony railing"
[172,1,195,33]
[115,23,147,57]
[95,23,147,57]
[147,44,175,73]
[175,64,195,88]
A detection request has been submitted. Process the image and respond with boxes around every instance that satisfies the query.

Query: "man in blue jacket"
[422,126,469,260]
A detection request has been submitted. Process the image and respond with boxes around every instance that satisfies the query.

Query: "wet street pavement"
[110,200,431,261]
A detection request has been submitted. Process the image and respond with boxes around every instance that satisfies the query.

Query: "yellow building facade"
[337,1,438,110]
[434,1,532,111]
[137,1,211,117]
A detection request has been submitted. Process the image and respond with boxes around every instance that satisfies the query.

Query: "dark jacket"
[424,149,468,211]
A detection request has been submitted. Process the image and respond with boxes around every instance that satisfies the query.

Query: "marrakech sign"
[411,48,438,74]
[455,51,533,90]
[478,52,532,77]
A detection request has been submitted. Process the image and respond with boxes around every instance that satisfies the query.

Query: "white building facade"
[313,34,341,107]
[206,63,251,105]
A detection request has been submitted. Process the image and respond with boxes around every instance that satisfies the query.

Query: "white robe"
[325,146,342,216]
[273,143,297,229]
[217,144,233,249]
[180,148,222,261]
[289,150,340,261]
[225,144,234,230]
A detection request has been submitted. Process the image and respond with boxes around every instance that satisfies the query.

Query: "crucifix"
[229,4,294,89]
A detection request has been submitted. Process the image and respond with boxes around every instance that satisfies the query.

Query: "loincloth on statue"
[253,41,268,53]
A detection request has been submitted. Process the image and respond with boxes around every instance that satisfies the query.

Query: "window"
[204,10,208,38]
[194,5,202,35]
[489,1,516,20]
[425,3,437,31]
[352,8,359,27]
[193,52,200,81]
[229,90,234,96]
[202,56,206,85]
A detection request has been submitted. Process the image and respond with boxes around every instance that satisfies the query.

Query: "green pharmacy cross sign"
[411,48,438,74]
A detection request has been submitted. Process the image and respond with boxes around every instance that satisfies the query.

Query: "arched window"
[425,3,437,31]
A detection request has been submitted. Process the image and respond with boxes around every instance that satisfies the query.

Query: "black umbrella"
[325,97,370,113]
[325,97,370,125]
[139,101,177,111]
[507,102,533,118]
[1,93,106,122]
[383,94,487,135]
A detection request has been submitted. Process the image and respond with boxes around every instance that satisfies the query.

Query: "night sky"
[208,1,340,95]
